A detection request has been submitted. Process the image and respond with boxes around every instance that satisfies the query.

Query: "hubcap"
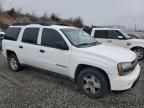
[133,48,144,60]
[83,75,101,94]
[10,58,17,70]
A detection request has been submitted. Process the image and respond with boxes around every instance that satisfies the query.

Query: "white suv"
[2,23,140,98]
[83,27,144,60]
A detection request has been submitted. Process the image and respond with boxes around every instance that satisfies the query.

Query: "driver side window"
[41,28,68,49]
[107,30,123,39]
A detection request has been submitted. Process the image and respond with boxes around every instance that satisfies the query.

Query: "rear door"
[18,27,41,66]
[93,30,107,43]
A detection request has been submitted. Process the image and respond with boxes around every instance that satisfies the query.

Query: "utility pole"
[135,24,137,32]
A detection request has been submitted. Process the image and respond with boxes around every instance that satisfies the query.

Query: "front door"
[38,28,70,75]
[106,30,128,48]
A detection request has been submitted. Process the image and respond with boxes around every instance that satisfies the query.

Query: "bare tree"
[72,17,84,28]
[41,12,49,21]
[50,13,60,21]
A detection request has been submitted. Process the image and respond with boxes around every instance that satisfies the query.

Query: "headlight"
[117,62,134,76]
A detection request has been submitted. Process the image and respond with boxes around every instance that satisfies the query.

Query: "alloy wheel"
[82,74,101,94]
[9,58,18,70]
[133,48,144,60]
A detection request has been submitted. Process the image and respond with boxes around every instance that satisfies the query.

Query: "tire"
[8,54,22,72]
[77,68,109,98]
[132,47,144,60]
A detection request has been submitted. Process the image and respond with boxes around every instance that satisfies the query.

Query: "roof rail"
[12,21,70,26]
[91,25,108,28]
[83,25,106,29]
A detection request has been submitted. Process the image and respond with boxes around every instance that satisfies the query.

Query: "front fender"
[129,43,144,50]
[69,57,118,79]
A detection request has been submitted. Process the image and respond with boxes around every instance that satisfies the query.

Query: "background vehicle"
[2,22,140,98]
[0,31,5,49]
[128,34,142,39]
[83,27,144,60]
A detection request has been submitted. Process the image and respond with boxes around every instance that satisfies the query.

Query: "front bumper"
[109,64,141,90]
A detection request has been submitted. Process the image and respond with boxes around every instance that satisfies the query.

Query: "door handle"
[40,49,45,53]
[107,40,112,42]
[19,46,23,49]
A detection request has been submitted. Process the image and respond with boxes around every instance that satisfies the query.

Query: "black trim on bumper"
[132,74,140,88]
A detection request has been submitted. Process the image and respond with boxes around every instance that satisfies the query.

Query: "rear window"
[22,28,39,44]
[94,30,107,38]
[4,27,21,41]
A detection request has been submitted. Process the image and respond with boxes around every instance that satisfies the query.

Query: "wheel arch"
[6,50,17,58]
[74,64,111,89]
[130,46,144,50]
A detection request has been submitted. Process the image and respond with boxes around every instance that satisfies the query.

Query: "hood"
[80,43,136,63]
[129,39,144,43]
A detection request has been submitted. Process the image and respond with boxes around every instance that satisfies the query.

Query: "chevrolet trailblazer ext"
[2,22,140,98]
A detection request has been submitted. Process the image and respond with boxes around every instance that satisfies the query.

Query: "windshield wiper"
[89,42,98,45]
[76,42,98,47]
[76,43,90,47]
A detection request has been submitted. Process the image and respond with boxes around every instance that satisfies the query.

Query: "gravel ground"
[0,50,144,108]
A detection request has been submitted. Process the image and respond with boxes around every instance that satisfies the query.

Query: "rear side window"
[83,28,92,35]
[107,30,122,39]
[22,28,39,44]
[94,30,107,38]
[41,28,66,48]
[4,27,21,41]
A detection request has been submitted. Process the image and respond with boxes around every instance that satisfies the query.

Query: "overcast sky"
[1,0,144,29]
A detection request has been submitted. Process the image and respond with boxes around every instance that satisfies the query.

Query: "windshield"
[61,29,99,47]
[128,34,141,39]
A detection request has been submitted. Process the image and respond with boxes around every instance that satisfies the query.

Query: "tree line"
[0,2,84,29]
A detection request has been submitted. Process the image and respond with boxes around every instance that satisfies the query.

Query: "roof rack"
[83,25,107,29]
[92,25,118,28]
[12,21,70,26]
[91,25,109,28]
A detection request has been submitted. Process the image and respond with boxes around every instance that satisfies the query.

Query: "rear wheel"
[8,54,22,72]
[77,68,109,98]
[132,47,144,60]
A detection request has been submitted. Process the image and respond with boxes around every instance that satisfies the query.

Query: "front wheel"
[132,47,144,60]
[77,68,109,98]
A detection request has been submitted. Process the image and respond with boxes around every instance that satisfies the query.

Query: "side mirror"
[117,36,124,39]
[56,42,69,50]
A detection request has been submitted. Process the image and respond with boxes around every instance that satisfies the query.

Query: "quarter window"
[22,28,39,44]
[4,27,21,41]
[41,28,66,48]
